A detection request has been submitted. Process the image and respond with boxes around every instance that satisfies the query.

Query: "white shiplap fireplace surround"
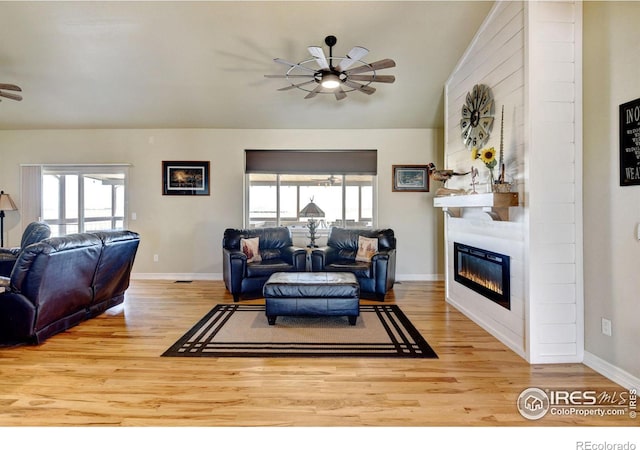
[441,1,583,364]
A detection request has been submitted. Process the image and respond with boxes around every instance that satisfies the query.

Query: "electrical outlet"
[153,254,159,263]
[601,318,612,336]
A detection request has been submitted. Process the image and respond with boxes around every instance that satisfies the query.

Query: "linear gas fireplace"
[454,242,510,310]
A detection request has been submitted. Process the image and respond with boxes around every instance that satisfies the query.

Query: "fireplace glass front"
[454,242,510,310]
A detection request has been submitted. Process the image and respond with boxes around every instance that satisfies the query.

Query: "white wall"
[444,1,585,364]
[526,0,584,364]
[444,1,528,358]
[583,1,640,387]
[442,0,640,389]
[0,128,444,281]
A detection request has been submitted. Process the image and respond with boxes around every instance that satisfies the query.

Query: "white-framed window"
[20,164,129,237]
[247,173,375,229]
[245,150,377,231]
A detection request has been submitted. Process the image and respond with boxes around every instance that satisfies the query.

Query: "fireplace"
[454,242,510,310]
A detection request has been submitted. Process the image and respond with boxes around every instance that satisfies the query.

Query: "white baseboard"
[396,274,444,282]
[583,351,640,392]
[131,273,223,281]
[446,295,527,361]
[131,273,444,282]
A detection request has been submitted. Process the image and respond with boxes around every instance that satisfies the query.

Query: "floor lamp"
[0,191,18,247]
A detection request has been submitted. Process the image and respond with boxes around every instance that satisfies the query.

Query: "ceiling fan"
[313,175,341,186]
[0,84,22,102]
[264,35,396,100]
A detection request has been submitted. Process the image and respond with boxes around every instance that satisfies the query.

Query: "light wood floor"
[0,279,634,427]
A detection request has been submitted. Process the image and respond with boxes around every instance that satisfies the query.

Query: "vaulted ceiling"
[0,1,493,130]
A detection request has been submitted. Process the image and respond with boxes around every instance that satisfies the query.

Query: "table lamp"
[299,197,325,248]
[0,191,18,247]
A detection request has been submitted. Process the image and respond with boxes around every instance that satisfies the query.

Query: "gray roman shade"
[245,150,377,175]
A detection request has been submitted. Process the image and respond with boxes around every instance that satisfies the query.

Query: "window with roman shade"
[245,150,377,230]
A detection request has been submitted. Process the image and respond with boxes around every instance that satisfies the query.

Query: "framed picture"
[392,165,430,192]
[619,98,640,186]
[162,161,210,195]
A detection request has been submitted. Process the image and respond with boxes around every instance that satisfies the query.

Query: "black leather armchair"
[311,227,396,301]
[222,227,307,302]
[0,221,51,277]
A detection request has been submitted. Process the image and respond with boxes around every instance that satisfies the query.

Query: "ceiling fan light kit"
[265,35,396,100]
[321,73,341,89]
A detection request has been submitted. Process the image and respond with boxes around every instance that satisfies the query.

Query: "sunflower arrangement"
[471,146,497,184]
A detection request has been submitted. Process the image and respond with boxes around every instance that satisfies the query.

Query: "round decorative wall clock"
[460,84,494,148]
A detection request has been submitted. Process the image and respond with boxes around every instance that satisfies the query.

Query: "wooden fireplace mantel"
[433,192,519,221]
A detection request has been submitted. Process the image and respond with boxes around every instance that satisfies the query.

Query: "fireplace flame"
[458,269,503,295]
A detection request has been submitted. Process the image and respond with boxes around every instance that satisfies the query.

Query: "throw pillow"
[355,235,378,262]
[240,237,262,263]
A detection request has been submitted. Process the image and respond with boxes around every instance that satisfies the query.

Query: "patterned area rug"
[162,304,437,358]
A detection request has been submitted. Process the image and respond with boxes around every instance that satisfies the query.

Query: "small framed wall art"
[392,165,430,192]
[162,161,210,195]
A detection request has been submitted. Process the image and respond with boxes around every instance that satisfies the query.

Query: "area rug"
[162,304,437,358]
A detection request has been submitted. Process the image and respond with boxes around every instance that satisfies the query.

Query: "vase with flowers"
[471,146,497,192]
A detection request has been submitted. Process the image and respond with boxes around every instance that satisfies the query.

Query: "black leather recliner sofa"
[0,221,51,277]
[222,227,306,302]
[311,227,396,301]
[0,230,140,346]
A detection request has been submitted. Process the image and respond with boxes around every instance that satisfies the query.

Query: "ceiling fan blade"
[347,74,395,83]
[304,84,324,99]
[336,46,369,71]
[345,58,396,75]
[334,88,347,101]
[0,91,22,101]
[273,58,317,74]
[0,83,21,91]
[264,74,314,79]
[307,46,330,70]
[343,80,376,95]
[277,80,316,91]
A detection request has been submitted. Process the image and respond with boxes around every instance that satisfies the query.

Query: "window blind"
[245,150,377,175]
[20,165,42,230]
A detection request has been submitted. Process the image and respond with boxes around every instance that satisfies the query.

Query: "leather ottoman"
[263,272,360,325]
